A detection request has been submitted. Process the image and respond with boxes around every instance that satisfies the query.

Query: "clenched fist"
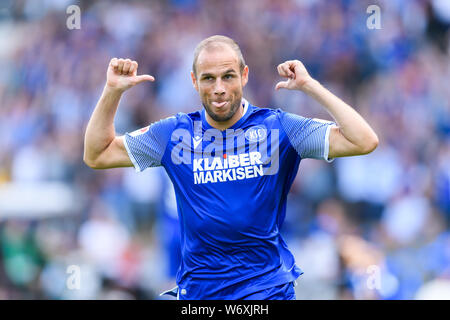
[275,60,314,92]
[106,58,155,92]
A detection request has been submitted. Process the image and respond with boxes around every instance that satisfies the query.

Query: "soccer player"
[83,35,378,300]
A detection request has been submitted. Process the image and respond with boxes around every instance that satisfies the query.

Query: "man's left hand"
[275,60,314,92]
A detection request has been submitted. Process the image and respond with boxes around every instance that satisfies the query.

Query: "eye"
[223,74,234,80]
[203,76,214,81]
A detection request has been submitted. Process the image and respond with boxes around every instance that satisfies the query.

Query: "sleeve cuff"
[123,134,143,172]
[324,124,337,163]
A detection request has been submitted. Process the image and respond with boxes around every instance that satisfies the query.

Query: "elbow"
[83,157,95,169]
[83,143,105,169]
[83,153,100,169]
[361,133,379,154]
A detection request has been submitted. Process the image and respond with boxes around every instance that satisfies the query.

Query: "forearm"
[302,79,378,148]
[84,85,123,164]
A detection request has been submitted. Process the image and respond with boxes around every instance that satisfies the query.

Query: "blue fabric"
[124,115,178,171]
[240,281,296,300]
[279,111,336,161]
[125,100,334,299]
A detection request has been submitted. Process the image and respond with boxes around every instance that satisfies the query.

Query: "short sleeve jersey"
[124,99,336,299]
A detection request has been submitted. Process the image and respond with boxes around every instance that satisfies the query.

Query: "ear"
[191,71,199,92]
[241,65,249,87]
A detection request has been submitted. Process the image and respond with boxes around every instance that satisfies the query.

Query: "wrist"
[104,84,125,97]
[300,78,321,94]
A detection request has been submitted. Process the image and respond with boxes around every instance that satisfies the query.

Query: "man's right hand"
[106,58,155,92]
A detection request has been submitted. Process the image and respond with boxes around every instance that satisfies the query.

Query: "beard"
[202,95,242,123]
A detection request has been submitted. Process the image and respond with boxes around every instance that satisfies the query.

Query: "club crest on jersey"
[245,125,267,142]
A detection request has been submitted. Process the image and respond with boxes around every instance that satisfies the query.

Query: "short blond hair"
[192,35,246,77]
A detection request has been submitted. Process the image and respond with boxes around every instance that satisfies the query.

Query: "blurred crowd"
[1,0,450,299]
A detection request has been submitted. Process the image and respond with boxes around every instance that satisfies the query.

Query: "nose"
[213,78,225,96]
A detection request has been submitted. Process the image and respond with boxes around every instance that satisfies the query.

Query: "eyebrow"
[200,69,237,78]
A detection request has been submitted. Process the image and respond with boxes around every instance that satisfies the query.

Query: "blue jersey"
[124,99,335,299]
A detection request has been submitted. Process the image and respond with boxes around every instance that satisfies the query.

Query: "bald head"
[192,35,246,77]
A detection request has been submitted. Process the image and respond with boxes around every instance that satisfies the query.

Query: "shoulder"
[184,110,202,123]
[247,104,287,125]
[151,111,201,130]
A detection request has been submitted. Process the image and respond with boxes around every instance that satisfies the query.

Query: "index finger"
[110,58,118,68]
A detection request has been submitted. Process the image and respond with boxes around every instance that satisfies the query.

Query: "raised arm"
[83,58,155,169]
[275,60,379,159]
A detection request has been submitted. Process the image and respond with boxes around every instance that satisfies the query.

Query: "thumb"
[275,80,289,91]
[134,74,155,84]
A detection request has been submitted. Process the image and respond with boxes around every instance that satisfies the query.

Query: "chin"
[204,98,241,123]
[210,112,234,123]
